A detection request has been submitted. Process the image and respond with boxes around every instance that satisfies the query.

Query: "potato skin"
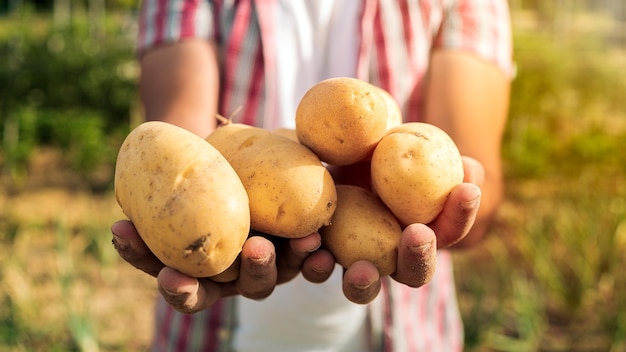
[371,122,464,226]
[206,123,337,238]
[378,87,403,130]
[114,121,250,278]
[272,128,299,142]
[295,77,391,166]
[320,185,402,276]
[209,256,241,282]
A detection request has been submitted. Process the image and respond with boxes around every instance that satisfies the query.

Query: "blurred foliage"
[0,0,138,13]
[0,9,138,189]
[503,25,626,179]
[1,3,626,351]
[459,6,626,350]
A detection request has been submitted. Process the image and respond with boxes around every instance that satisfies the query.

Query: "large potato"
[320,185,403,276]
[272,128,298,142]
[114,121,250,278]
[295,77,394,166]
[371,122,464,226]
[206,122,337,238]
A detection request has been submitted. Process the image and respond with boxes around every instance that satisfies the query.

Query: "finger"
[111,220,164,277]
[461,156,485,185]
[301,249,336,283]
[392,223,437,288]
[343,260,381,304]
[236,236,277,300]
[430,183,481,248]
[275,232,322,284]
[157,267,232,314]
[289,232,322,253]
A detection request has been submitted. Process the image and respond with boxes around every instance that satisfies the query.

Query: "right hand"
[111,220,335,313]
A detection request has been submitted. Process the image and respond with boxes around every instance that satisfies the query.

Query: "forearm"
[139,39,220,138]
[423,50,511,247]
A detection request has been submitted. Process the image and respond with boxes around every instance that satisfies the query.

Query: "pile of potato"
[114,77,464,281]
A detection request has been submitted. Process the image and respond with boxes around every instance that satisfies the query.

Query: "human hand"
[335,156,483,304]
[111,221,335,314]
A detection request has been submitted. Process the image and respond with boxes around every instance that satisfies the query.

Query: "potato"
[320,185,403,276]
[209,256,241,283]
[371,122,464,226]
[114,121,250,278]
[379,87,403,130]
[272,128,299,142]
[206,122,337,238]
[295,77,393,166]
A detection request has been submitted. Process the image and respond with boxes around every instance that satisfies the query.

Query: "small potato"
[295,77,392,166]
[207,122,337,238]
[320,185,403,276]
[378,87,403,130]
[371,122,464,226]
[114,121,250,278]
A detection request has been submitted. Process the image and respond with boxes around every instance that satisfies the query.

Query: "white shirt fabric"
[233,2,371,351]
[270,0,361,130]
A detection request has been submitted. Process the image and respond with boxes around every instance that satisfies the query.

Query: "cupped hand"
[112,157,484,308]
[340,156,483,304]
[111,221,335,314]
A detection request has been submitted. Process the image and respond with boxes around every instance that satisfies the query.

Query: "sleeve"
[137,0,215,56]
[435,0,515,77]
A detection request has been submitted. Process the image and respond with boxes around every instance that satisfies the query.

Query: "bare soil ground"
[1,149,158,350]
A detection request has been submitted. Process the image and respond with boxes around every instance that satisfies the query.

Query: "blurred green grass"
[456,7,626,352]
[1,4,626,352]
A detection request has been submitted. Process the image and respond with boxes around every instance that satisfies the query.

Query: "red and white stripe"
[137,1,512,351]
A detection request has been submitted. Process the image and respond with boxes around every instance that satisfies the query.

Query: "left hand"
[330,156,483,304]
[111,221,336,313]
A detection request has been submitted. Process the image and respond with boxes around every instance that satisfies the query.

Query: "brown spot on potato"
[414,132,429,140]
[239,136,258,150]
[275,203,286,222]
[184,235,208,257]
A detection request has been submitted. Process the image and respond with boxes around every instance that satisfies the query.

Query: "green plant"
[458,8,626,350]
[0,11,136,188]
[503,27,626,179]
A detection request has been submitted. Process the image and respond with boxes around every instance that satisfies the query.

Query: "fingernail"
[307,243,321,253]
[111,234,129,249]
[353,280,376,290]
[161,286,184,297]
[250,254,272,266]
[410,241,433,256]
[311,266,327,274]
[461,195,480,210]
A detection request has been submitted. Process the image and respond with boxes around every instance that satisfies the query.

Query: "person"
[111,0,513,350]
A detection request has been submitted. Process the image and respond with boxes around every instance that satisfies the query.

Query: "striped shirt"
[139,1,513,351]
